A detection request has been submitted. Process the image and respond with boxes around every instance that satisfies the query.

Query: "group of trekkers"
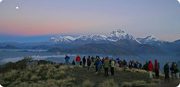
[147,60,179,80]
[65,55,116,76]
[163,62,179,80]
[64,55,180,80]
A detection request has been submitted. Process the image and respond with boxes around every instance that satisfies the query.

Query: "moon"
[178,0,180,4]
[0,0,3,3]
[16,6,19,10]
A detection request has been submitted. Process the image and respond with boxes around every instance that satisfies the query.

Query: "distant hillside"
[0,44,18,49]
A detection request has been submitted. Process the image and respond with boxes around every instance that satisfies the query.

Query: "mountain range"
[49,29,180,56]
[0,30,179,56]
[50,30,140,43]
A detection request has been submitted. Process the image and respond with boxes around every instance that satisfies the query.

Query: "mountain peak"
[145,35,158,41]
[110,29,126,36]
[137,35,161,44]
[108,29,137,42]
[50,29,139,43]
[112,29,125,33]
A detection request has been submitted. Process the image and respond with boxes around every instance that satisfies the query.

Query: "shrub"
[30,75,40,82]
[3,70,19,82]
[46,79,59,87]
[121,82,132,87]
[131,80,146,87]
[55,77,75,87]
[82,80,94,87]
[100,79,118,87]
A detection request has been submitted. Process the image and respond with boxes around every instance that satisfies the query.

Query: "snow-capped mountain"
[107,30,139,42]
[50,36,76,43]
[137,35,165,44]
[50,29,140,43]
[75,34,107,41]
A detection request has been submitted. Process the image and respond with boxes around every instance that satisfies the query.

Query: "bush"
[100,79,118,87]
[121,82,132,87]
[46,79,59,87]
[30,75,40,82]
[131,80,146,87]
[82,80,94,87]
[55,77,75,87]
[20,71,32,81]
[3,70,19,82]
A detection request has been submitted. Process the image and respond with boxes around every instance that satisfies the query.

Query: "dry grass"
[99,79,118,87]
[0,64,179,87]
[82,80,94,87]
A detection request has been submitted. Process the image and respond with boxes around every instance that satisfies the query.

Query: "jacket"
[148,60,153,71]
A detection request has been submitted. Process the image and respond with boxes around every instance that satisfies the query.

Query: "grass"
[0,62,179,87]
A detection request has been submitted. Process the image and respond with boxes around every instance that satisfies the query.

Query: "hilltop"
[0,58,179,87]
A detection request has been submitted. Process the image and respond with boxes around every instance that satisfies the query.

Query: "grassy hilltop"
[0,58,179,87]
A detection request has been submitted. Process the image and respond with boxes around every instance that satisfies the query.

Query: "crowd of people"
[164,62,179,80]
[64,55,180,80]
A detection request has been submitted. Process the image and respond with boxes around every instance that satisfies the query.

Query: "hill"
[0,58,179,87]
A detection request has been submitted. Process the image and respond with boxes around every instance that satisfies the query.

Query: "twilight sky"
[0,0,180,41]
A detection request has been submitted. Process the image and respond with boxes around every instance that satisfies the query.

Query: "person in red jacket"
[154,59,159,78]
[148,60,153,79]
[75,55,81,66]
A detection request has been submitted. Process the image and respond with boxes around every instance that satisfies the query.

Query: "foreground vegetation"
[0,58,179,87]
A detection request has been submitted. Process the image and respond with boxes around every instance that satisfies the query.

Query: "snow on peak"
[76,34,107,41]
[110,29,126,37]
[145,35,158,41]
[137,35,161,44]
[50,35,76,43]
[50,29,140,43]
[108,29,136,41]
[90,34,107,41]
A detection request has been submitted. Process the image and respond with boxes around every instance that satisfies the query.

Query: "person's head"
[105,57,108,60]
[175,63,177,67]
[149,60,152,64]
[155,59,157,63]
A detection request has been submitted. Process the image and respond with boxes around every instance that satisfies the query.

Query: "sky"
[0,0,180,41]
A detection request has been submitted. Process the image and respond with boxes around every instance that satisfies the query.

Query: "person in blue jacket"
[65,55,70,65]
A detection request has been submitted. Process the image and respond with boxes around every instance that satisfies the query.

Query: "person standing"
[174,63,179,79]
[103,57,110,76]
[98,59,103,73]
[75,55,81,66]
[95,58,99,73]
[82,56,86,67]
[148,60,153,79]
[65,55,70,65]
[154,59,160,78]
[95,58,102,73]
[164,63,170,81]
[87,56,91,70]
[72,60,75,65]
[170,62,176,79]
[110,59,115,76]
